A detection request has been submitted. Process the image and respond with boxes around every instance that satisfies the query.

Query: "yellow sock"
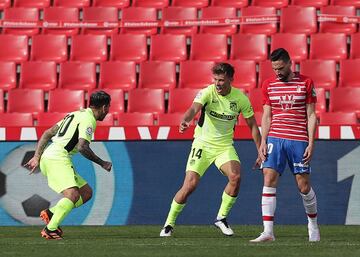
[164,199,185,227]
[47,198,74,231]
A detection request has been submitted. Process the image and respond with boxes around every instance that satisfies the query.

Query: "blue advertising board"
[0,140,359,226]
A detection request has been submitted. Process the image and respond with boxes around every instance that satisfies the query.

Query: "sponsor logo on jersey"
[86,127,93,136]
[209,111,236,121]
[279,95,295,110]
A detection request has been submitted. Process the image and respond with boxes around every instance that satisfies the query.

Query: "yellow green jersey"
[193,84,254,148]
[42,108,97,161]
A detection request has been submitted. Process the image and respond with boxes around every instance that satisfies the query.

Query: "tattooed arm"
[77,138,112,172]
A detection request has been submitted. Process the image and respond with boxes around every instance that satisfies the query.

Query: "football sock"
[74,196,83,208]
[47,198,74,231]
[217,191,237,219]
[262,186,276,235]
[300,187,318,227]
[164,199,185,227]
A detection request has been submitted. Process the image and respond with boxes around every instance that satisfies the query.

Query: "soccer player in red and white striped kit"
[251,48,320,242]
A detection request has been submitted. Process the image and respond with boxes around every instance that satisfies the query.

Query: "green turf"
[0,225,359,257]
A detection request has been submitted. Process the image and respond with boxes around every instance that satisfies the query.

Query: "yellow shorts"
[185,140,240,177]
[40,157,87,193]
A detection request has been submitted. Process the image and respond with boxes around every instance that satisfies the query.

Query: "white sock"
[300,187,318,227]
[262,186,276,235]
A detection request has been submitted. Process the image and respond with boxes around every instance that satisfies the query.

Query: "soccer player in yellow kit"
[25,91,112,240]
[160,63,262,237]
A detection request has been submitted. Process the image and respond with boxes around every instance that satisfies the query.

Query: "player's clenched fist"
[179,121,190,133]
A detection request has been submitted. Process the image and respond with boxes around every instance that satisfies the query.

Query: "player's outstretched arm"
[77,138,112,172]
[25,125,59,174]
[179,102,203,133]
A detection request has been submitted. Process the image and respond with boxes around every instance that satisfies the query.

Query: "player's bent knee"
[228,172,241,184]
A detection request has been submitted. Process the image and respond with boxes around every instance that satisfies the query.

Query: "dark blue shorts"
[262,137,311,175]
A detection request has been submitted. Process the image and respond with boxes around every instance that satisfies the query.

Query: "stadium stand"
[315,88,326,116]
[43,7,80,36]
[82,7,119,35]
[330,88,360,118]
[0,89,3,113]
[19,61,57,90]
[300,60,337,90]
[7,89,44,115]
[118,112,154,126]
[252,0,289,7]
[99,61,137,91]
[230,34,268,61]
[138,61,177,90]
[92,0,130,8]
[330,0,360,6]
[212,0,248,7]
[228,60,257,91]
[168,88,199,113]
[161,6,198,35]
[127,89,165,114]
[3,7,40,36]
[309,33,347,60]
[319,5,357,34]
[110,34,148,62]
[30,34,68,62]
[0,62,16,90]
[70,35,108,62]
[179,61,215,88]
[133,0,169,8]
[54,0,91,7]
[157,113,188,126]
[94,88,125,116]
[172,0,209,8]
[350,33,360,59]
[190,33,228,61]
[14,0,51,8]
[239,6,277,35]
[280,6,317,34]
[292,0,329,7]
[48,89,85,113]
[0,35,28,62]
[338,59,360,88]
[121,7,158,35]
[0,113,34,126]
[271,33,308,62]
[0,0,10,9]
[59,62,96,90]
[248,88,263,113]
[36,112,68,127]
[200,6,237,35]
[320,112,357,125]
[149,34,187,61]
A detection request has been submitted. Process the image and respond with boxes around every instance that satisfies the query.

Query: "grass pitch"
[0,225,359,257]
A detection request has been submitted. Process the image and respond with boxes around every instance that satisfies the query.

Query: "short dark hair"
[89,90,111,108]
[212,63,235,79]
[270,48,290,63]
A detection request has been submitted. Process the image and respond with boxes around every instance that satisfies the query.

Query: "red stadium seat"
[212,0,248,7]
[7,89,44,114]
[168,88,199,113]
[350,33,360,59]
[43,7,80,36]
[320,112,357,125]
[48,89,85,113]
[14,0,50,7]
[200,7,237,35]
[280,6,317,34]
[309,33,347,60]
[59,62,96,90]
[99,61,136,91]
[121,7,158,36]
[228,60,256,92]
[172,0,209,7]
[97,113,115,126]
[315,87,326,116]
[54,0,90,7]
[0,0,11,9]
[240,6,277,35]
[252,0,289,7]
[150,34,187,62]
[248,88,263,113]
[0,62,16,90]
[271,33,308,61]
[70,35,108,62]
[330,88,360,118]
[0,35,28,62]
[190,34,227,61]
[3,8,40,36]
[0,113,34,126]
[258,60,296,87]
[300,60,337,90]
[0,89,3,113]
[127,89,165,114]
[179,60,215,88]
[133,0,169,8]
[157,113,188,125]
[82,7,119,35]
[339,59,360,88]
[331,0,360,6]
[161,7,198,35]
[36,112,68,127]
[31,34,68,62]
[20,61,57,90]
[292,0,329,7]
[110,34,147,62]
[139,61,176,90]
[320,6,356,34]
[230,34,268,61]
[93,0,130,8]
[118,112,154,126]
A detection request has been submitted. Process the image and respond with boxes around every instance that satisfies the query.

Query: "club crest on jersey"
[279,95,295,110]
[296,85,302,92]
[86,127,93,136]
[229,102,237,111]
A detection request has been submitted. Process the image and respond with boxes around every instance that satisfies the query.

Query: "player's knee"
[298,184,311,194]
[228,171,241,185]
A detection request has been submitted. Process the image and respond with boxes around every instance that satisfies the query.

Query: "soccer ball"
[0,143,61,225]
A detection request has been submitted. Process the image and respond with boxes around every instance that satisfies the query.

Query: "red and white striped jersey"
[262,73,317,142]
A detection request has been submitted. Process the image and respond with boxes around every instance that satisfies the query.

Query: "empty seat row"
[1,33,360,63]
[1,59,360,92]
[0,87,359,118]
[0,6,360,36]
[2,0,360,9]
